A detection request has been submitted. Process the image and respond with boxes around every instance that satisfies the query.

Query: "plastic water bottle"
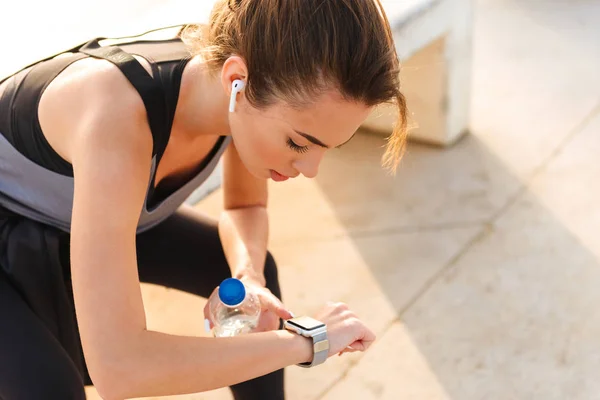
[208,278,261,337]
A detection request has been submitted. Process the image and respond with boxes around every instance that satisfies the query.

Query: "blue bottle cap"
[218,278,246,306]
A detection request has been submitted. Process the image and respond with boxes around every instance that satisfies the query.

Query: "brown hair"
[182,0,408,173]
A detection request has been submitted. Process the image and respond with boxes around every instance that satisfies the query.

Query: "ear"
[221,56,249,95]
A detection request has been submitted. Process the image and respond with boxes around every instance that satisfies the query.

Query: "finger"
[338,347,359,356]
[256,310,280,332]
[348,341,366,351]
[203,287,220,332]
[271,303,294,320]
[202,315,214,331]
[259,292,294,320]
[274,305,294,320]
[360,328,377,350]
[203,287,218,319]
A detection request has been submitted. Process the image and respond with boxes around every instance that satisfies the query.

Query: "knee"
[264,251,278,274]
[43,381,86,400]
[3,366,86,400]
[263,251,282,299]
[38,363,87,399]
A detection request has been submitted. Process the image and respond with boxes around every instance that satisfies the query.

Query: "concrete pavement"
[118,1,600,399]
[4,0,594,398]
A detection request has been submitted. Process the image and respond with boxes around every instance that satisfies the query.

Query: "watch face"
[288,316,325,331]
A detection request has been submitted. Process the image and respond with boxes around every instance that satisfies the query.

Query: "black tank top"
[0,25,232,233]
[0,25,192,177]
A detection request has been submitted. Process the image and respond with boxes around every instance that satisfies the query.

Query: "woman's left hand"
[203,275,294,333]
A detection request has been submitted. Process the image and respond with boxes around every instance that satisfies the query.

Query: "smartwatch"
[284,316,329,368]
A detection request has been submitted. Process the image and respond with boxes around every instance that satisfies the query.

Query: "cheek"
[232,118,286,168]
[255,133,282,163]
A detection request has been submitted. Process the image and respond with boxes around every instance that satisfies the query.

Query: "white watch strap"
[298,331,329,368]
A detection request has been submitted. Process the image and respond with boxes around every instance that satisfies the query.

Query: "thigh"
[0,271,86,400]
[135,207,230,298]
[136,207,283,300]
[136,208,286,400]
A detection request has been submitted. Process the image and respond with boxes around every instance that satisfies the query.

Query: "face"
[229,89,373,181]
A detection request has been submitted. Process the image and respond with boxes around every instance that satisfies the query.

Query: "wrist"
[283,317,329,368]
[235,269,266,286]
[279,330,313,364]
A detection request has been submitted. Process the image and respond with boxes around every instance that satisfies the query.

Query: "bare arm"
[54,59,374,400]
[65,64,313,399]
[218,141,270,284]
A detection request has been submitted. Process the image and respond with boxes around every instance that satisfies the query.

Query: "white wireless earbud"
[229,79,246,112]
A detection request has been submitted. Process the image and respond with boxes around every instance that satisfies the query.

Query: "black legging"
[0,207,285,400]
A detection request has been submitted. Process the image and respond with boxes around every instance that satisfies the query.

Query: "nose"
[292,154,322,179]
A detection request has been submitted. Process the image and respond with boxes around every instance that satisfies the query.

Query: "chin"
[236,154,268,179]
[245,165,270,180]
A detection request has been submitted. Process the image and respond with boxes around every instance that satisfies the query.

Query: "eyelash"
[286,138,309,154]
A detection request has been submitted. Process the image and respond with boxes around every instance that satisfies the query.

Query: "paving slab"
[197,128,522,245]
[331,112,600,400]
[322,322,452,400]
[470,0,600,179]
[14,0,600,399]
[276,226,480,400]
[85,222,479,400]
[284,227,477,400]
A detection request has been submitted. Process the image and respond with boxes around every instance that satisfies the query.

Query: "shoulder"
[42,55,148,120]
[39,55,154,164]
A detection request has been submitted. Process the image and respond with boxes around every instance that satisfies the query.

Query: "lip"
[270,170,289,182]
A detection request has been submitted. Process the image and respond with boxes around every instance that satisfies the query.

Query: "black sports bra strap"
[0,39,93,85]
[79,42,170,163]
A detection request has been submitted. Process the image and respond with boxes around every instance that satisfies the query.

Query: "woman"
[0,0,407,398]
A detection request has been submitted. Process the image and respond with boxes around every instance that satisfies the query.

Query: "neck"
[174,56,230,139]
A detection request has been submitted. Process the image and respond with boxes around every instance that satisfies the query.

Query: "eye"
[286,138,309,154]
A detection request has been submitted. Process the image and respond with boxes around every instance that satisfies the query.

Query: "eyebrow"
[294,130,356,149]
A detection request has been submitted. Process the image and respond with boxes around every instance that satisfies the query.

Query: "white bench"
[364,0,474,146]
[187,0,474,201]
[136,0,475,202]
[136,0,474,147]
[2,0,473,147]
[0,0,473,202]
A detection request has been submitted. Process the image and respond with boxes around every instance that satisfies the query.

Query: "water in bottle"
[208,278,261,337]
